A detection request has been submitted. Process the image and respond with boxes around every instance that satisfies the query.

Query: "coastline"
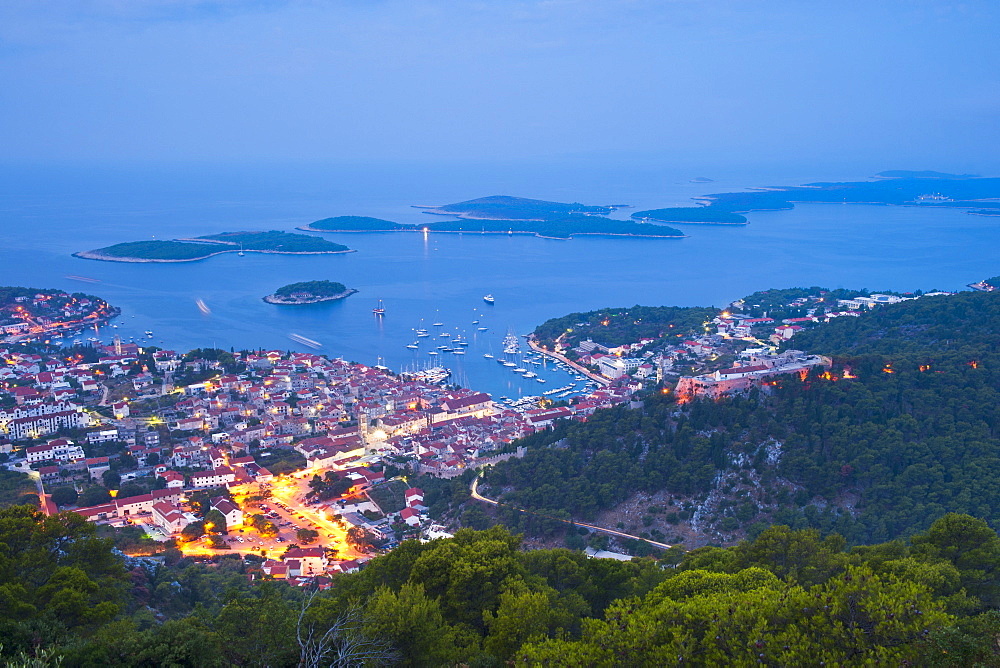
[263,289,358,305]
[73,248,356,263]
[298,226,686,239]
[637,218,748,226]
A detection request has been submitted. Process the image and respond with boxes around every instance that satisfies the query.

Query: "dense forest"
[3,506,1000,665]
[489,289,1000,546]
[532,304,717,349]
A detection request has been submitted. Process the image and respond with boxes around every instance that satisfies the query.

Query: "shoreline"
[263,289,358,305]
[636,217,748,226]
[73,248,356,263]
[298,225,686,239]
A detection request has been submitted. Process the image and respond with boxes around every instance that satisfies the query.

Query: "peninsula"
[75,230,352,263]
[263,280,357,305]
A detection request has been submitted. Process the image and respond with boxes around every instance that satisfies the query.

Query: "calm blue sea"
[2,161,997,398]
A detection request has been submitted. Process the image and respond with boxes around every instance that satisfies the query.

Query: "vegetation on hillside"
[533,304,717,349]
[492,290,1000,546]
[4,506,1000,665]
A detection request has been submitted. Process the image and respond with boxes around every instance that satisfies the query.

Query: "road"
[470,473,672,550]
[173,473,367,561]
[526,338,610,386]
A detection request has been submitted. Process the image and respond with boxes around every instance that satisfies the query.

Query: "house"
[159,470,185,488]
[25,439,85,464]
[400,507,420,527]
[261,560,288,579]
[211,496,243,528]
[86,457,111,481]
[404,487,424,508]
[283,547,327,575]
[189,467,236,489]
[151,501,194,534]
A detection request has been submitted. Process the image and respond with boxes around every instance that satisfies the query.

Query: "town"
[0,285,952,584]
[0,331,642,585]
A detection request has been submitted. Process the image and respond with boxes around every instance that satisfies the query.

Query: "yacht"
[406,343,419,350]
[513,367,527,373]
[524,371,537,378]
[452,349,465,355]
[483,294,495,304]
[536,378,546,383]
[373,299,385,315]
[477,326,488,331]
[483,353,494,359]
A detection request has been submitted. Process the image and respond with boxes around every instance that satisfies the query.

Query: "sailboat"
[373,299,385,315]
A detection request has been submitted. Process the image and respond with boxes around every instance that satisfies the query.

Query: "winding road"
[470,473,671,550]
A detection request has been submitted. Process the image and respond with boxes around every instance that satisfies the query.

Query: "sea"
[2,160,998,400]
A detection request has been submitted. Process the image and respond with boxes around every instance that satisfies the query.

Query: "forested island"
[303,212,685,239]
[416,195,620,220]
[263,280,357,304]
[75,231,352,263]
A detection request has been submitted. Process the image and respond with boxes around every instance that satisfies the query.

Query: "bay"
[2,161,997,399]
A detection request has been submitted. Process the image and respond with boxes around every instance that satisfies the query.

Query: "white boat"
[406,343,419,349]
[433,321,444,326]
[429,351,439,355]
[417,331,430,337]
[523,372,537,378]
[483,353,494,359]
[503,361,516,367]
[483,294,495,304]
[513,367,527,373]
[453,350,465,355]
[536,378,546,383]
[478,327,488,331]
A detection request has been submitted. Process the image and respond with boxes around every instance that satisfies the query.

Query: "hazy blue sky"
[1,0,997,170]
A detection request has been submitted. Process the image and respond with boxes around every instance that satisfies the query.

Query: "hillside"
[4,506,1000,664]
[480,289,1000,549]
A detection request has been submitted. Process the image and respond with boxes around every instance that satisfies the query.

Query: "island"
[302,206,686,240]
[299,216,411,233]
[74,230,353,263]
[695,171,1000,214]
[414,195,620,221]
[263,280,357,305]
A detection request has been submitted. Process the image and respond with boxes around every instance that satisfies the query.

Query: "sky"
[1,0,998,171]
